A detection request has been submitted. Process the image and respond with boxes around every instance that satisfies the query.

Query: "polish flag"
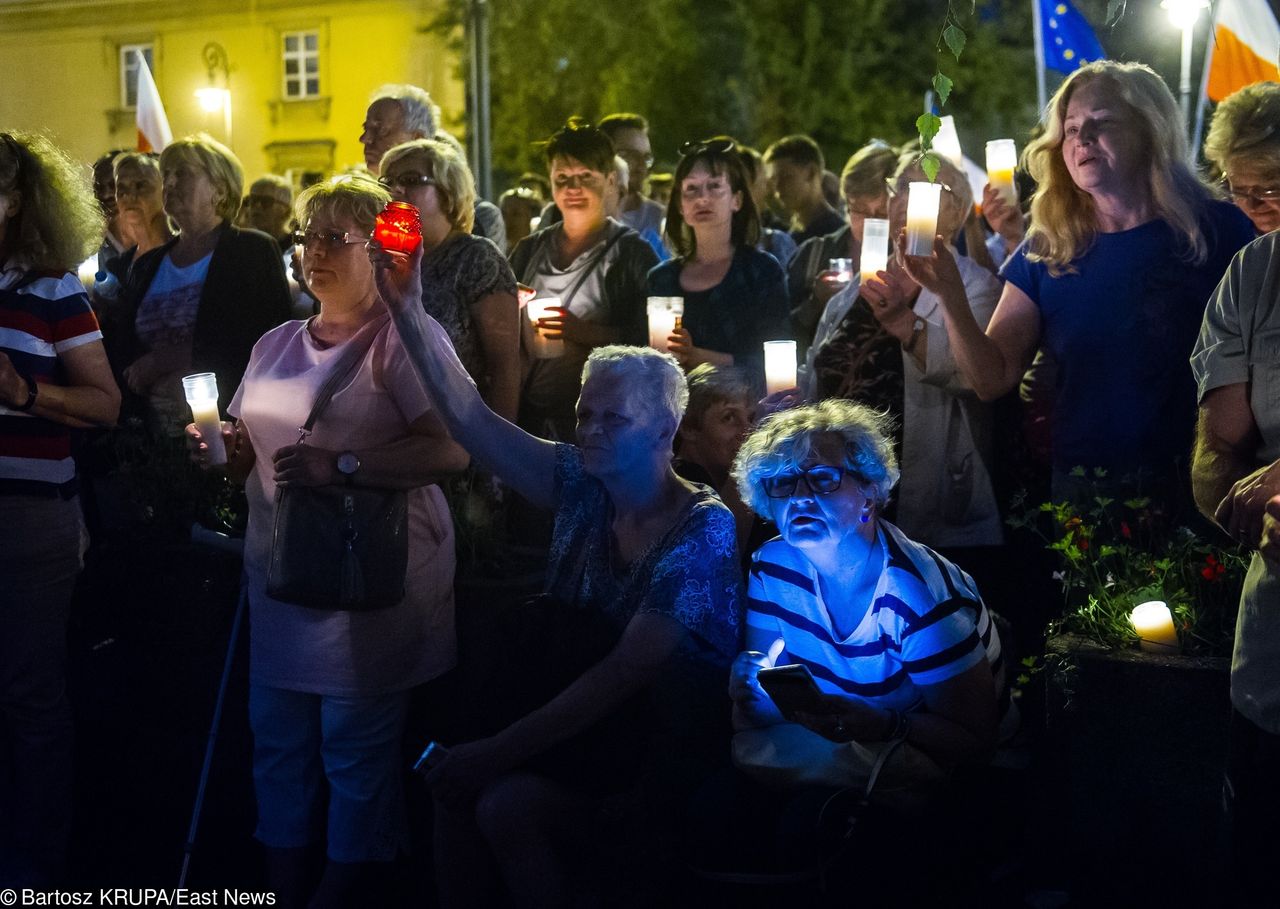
[135,51,172,152]
[1207,0,1280,103]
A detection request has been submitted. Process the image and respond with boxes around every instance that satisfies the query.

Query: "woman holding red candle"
[378,138,520,422]
[509,118,658,440]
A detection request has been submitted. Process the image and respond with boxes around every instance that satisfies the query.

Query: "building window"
[120,44,154,110]
[282,31,320,100]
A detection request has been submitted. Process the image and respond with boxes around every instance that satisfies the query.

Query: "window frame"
[119,43,155,111]
[281,30,321,101]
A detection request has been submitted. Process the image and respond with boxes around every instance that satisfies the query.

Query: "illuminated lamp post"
[1161,0,1210,133]
[195,42,233,149]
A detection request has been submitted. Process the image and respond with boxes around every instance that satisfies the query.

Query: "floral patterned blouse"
[419,232,517,393]
[545,444,744,664]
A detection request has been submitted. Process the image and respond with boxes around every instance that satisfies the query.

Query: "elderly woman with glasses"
[799,152,1003,555]
[645,138,790,386]
[722,400,1003,826]
[188,173,468,907]
[1204,81,1280,235]
[379,138,521,421]
[904,62,1254,507]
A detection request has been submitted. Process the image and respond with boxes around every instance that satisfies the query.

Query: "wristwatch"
[336,451,360,484]
[902,317,926,354]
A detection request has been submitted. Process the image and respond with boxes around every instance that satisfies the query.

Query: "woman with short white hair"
[370,237,742,905]
[904,61,1255,504]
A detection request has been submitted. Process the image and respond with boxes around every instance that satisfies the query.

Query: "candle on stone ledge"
[905,182,942,257]
[860,219,890,283]
[985,139,1019,208]
[1131,600,1180,654]
[763,340,797,394]
[182,372,227,466]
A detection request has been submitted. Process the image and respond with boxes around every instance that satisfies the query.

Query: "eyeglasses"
[1223,182,1280,206]
[762,465,857,499]
[885,179,953,198]
[378,173,436,192]
[293,229,370,251]
[617,149,655,168]
[679,138,737,157]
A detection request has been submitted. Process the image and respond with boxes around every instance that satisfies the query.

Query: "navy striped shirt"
[747,521,1002,713]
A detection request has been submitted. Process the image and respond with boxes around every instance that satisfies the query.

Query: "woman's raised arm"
[371,241,559,509]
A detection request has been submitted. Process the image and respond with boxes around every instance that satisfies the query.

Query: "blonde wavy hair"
[1024,61,1211,274]
[295,172,390,236]
[379,138,477,233]
[0,132,103,272]
[1203,81,1280,180]
[159,134,244,223]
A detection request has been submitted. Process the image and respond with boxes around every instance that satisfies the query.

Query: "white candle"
[828,258,853,284]
[526,296,565,359]
[763,340,797,394]
[985,139,1019,208]
[905,182,942,257]
[860,218,891,283]
[76,255,98,291]
[1131,600,1180,654]
[181,372,227,466]
[934,115,964,169]
[646,296,684,351]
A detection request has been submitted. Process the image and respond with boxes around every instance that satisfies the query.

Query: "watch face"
[337,452,359,476]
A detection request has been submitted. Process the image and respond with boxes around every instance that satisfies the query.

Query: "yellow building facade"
[0,0,464,183]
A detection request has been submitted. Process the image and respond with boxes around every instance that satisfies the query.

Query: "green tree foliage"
[432,0,1039,187]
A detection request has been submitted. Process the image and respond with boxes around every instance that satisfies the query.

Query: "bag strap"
[296,312,389,442]
[558,223,626,313]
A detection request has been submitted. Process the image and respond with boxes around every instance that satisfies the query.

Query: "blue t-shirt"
[1001,200,1253,475]
[646,246,791,385]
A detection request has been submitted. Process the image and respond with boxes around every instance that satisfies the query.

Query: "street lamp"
[196,42,232,148]
[1161,0,1210,131]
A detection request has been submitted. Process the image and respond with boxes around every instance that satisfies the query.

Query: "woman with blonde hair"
[900,61,1254,504]
[0,131,121,882]
[1204,81,1280,234]
[379,138,520,421]
[116,134,290,424]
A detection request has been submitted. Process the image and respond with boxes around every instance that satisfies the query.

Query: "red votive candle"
[374,201,422,254]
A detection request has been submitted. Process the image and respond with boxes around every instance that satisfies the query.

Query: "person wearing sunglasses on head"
[115,134,291,426]
[510,118,659,441]
[379,139,520,423]
[702,401,1005,877]
[1204,81,1280,236]
[186,173,468,908]
[645,137,790,387]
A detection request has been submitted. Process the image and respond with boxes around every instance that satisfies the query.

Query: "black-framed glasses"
[1223,181,1280,206]
[378,173,436,192]
[885,178,953,198]
[293,229,370,251]
[762,465,857,499]
[679,138,736,157]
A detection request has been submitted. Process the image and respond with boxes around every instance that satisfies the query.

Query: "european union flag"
[1039,0,1106,73]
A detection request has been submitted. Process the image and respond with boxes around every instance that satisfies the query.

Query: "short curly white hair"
[732,399,900,518]
[581,346,688,427]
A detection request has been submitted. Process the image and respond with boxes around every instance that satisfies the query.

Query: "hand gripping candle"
[985,139,1019,209]
[526,296,565,358]
[647,297,684,351]
[905,182,942,257]
[859,219,891,283]
[374,201,422,254]
[182,373,227,465]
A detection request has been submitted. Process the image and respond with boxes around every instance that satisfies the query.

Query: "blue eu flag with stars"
[1039,0,1106,73]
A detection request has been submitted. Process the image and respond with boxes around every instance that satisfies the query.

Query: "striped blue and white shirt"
[747,520,1003,714]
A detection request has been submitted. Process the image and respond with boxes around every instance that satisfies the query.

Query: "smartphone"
[757,664,826,719]
[412,741,450,777]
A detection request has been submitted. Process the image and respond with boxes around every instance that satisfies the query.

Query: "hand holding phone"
[757,664,827,720]
[413,741,450,778]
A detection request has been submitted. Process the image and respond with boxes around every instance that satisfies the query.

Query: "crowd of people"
[3,60,1280,905]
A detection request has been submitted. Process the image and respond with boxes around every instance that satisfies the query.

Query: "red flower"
[1077,537,1090,551]
[1120,522,1132,540]
[1202,567,1216,580]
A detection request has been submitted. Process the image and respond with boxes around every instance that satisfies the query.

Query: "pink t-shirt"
[230,312,456,696]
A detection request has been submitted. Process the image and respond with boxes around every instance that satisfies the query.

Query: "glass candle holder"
[182,372,226,465]
[374,201,422,254]
[860,219,891,283]
[1131,600,1180,654]
[647,297,684,351]
[985,139,1019,209]
[763,340,798,394]
[526,296,565,358]
[828,258,853,284]
[905,182,942,257]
